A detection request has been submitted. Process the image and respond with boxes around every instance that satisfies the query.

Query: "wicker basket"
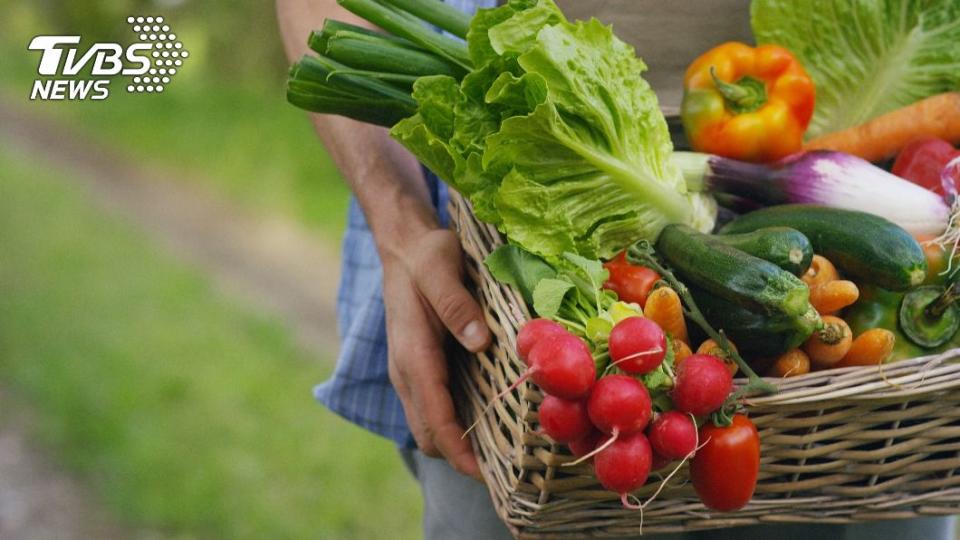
[448,191,960,538]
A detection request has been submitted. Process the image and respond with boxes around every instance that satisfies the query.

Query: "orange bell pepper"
[681,42,815,163]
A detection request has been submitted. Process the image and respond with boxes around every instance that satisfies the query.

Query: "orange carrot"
[672,339,692,368]
[767,349,811,378]
[803,316,853,369]
[803,93,960,162]
[837,329,896,367]
[809,280,860,315]
[644,287,688,344]
[802,255,840,288]
[697,338,739,376]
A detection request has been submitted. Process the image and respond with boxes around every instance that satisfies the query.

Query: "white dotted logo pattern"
[124,16,188,94]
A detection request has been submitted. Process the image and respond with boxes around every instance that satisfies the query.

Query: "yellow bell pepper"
[681,42,815,163]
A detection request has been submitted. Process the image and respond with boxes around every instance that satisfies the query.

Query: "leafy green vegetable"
[533,278,574,318]
[752,0,960,138]
[392,0,715,261]
[484,244,556,305]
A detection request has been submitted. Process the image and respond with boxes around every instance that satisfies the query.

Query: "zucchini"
[719,205,926,291]
[690,285,822,357]
[710,227,813,276]
[655,224,812,319]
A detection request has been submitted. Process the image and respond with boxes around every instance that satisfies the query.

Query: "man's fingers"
[411,374,480,479]
[413,238,491,352]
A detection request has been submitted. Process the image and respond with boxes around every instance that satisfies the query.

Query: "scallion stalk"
[377,0,471,39]
[337,0,471,69]
[309,19,423,54]
[324,34,465,77]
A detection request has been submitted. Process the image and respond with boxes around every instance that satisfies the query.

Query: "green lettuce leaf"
[392,0,715,262]
[752,0,960,138]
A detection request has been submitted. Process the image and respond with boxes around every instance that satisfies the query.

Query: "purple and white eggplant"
[675,150,954,236]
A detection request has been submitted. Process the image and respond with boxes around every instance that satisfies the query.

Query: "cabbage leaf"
[752,0,960,138]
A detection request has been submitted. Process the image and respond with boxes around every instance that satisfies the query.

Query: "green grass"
[2,14,351,240]
[0,146,421,539]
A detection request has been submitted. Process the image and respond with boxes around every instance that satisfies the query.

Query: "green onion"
[377,0,471,39]
[324,34,465,77]
[309,19,424,54]
[286,80,415,127]
[337,0,471,69]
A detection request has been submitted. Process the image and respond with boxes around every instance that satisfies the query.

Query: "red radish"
[517,319,567,362]
[650,451,671,471]
[526,334,596,399]
[647,411,698,460]
[608,317,667,374]
[568,428,603,458]
[672,354,733,415]
[566,375,652,465]
[593,431,653,509]
[464,333,595,437]
[587,375,653,435]
[538,396,592,444]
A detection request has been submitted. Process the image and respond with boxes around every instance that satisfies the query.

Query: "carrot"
[767,349,810,378]
[696,338,738,376]
[644,286,688,344]
[672,338,692,368]
[803,316,853,369]
[809,280,860,315]
[803,92,960,162]
[836,329,896,367]
[801,255,840,288]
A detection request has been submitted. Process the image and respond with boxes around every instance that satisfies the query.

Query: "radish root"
[930,173,960,276]
[462,369,534,439]
[563,427,619,466]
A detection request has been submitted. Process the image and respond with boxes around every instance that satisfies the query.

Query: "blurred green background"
[1,1,422,538]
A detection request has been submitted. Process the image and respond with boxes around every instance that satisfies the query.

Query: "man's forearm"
[276,0,438,255]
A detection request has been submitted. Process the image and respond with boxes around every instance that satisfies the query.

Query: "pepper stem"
[926,279,960,319]
[710,66,767,114]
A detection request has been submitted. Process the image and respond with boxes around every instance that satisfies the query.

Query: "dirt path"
[0,101,345,538]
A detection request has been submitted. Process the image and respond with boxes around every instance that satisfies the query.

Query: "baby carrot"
[645,286,688,344]
[697,338,739,376]
[809,280,860,315]
[768,349,811,378]
[837,329,896,367]
[802,255,840,288]
[803,316,853,368]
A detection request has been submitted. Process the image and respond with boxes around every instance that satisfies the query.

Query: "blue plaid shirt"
[314,0,495,447]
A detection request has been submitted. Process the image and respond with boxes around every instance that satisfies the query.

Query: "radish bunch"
[520,315,737,509]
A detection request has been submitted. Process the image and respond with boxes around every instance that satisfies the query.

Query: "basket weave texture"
[448,191,960,539]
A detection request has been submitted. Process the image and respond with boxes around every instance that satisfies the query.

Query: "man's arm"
[276,0,490,478]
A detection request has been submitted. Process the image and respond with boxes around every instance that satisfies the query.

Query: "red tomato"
[603,252,661,307]
[690,414,760,512]
[891,137,960,197]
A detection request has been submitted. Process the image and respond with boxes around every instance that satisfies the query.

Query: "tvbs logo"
[28,16,189,101]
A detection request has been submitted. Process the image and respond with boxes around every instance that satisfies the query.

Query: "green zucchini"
[690,285,822,357]
[709,227,813,276]
[719,205,926,291]
[655,224,812,319]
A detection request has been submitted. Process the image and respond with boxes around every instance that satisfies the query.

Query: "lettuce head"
[391,0,715,261]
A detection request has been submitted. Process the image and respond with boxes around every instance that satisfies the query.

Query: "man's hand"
[382,228,491,479]
[276,0,491,477]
